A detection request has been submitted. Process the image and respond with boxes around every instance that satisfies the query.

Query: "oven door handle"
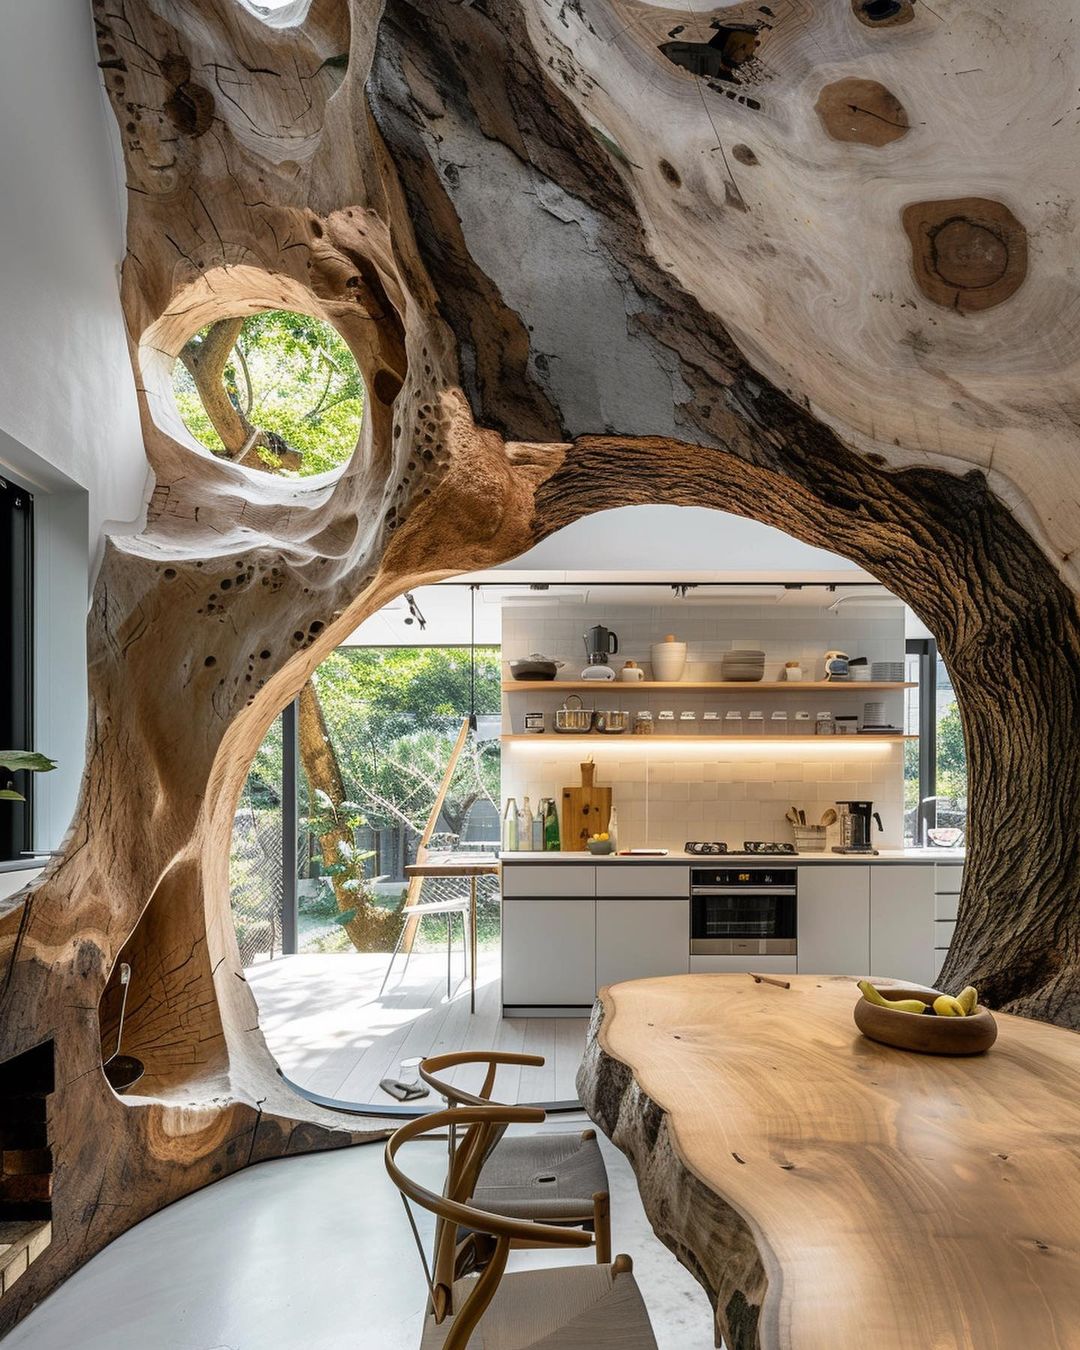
[691,887,797,897]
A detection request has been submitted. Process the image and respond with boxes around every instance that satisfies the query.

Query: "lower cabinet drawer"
[934,864,963,894]
[935,919,956,949]
[934,949,947,980]
[689,955,798,975]
[501,865,596,897]
[934,892,960,921]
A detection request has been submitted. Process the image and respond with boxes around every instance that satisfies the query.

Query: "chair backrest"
[385,1106,593,1350]
[418,1053,549,1308]
[420,1049,545,1108]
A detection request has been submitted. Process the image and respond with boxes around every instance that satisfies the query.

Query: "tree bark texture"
[2,0,1079,1328]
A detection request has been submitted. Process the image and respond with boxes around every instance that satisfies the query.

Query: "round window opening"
[172,311,364,477]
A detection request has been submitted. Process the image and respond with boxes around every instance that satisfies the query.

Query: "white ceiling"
[341,582,901,647]
[341,506,898,647]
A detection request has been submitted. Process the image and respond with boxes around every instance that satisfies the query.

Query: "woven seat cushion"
[472,1132,608,1222]
[420,1263,657,1350]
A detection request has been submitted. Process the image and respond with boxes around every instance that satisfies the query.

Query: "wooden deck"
[247,950,588,1106]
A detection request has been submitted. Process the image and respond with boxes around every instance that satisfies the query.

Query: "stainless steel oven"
[690,866,797,956]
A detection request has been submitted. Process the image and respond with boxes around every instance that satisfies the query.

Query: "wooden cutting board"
[561,761,611,850]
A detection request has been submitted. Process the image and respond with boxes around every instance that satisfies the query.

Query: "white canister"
[651,635,687,683]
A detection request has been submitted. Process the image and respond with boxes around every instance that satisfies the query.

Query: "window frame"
[0,476,34,862]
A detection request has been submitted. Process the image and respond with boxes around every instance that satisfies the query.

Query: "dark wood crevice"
[0,1042,54,1297]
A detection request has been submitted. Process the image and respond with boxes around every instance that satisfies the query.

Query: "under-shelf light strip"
[504,737,896,756]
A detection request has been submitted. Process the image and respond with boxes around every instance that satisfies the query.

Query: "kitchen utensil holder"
[793,825,827,853]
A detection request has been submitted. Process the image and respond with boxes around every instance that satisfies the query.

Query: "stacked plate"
[871,661,905,682]
[722,648,766,682]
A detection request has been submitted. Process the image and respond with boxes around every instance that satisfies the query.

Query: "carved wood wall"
[2,0,1079,1328]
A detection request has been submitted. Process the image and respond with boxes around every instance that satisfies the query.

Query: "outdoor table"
[403,852,499,1013]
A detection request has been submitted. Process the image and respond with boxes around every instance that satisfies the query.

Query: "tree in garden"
[174,311,364,476]
[297,681,402,953]
[937,701,968,802]
[310,646,501,841]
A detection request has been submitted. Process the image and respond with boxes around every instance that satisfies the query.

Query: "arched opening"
[231,505,965,1113]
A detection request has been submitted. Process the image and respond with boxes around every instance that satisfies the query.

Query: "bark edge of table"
[576,992,775,1350]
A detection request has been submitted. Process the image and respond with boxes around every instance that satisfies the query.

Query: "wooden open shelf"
[501,733,916,744]
[502,680,914,692]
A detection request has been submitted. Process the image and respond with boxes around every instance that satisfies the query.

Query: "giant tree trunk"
[296,679,401,952]
[3,0,1080,1330]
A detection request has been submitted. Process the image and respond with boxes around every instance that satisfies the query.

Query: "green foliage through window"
[173,310,364,477]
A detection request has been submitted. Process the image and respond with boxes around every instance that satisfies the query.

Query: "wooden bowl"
[853,987,997,1055]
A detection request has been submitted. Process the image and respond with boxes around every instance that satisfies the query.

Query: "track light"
[403,592,427,630]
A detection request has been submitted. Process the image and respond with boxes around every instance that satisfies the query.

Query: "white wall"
[496,506,867,577]
[0,2,146,550]
[0,3,148,847]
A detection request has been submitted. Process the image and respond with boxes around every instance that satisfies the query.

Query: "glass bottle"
[608,804,619,852]
[502,797,518,853]
[519,796,533,852]
[532,800,547,851]
[544,797,561,851]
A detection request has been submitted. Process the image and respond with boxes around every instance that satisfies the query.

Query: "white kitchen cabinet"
[501,899,596,1009]
[689,955,797,975]
[870,865,935,986]
[934,863,964,893]
[501,865,596,897]
[797,865,870,976]
[595,866,689,897]
[596,899,689,988]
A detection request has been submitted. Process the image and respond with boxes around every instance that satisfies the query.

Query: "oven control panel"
[691,868,797,889]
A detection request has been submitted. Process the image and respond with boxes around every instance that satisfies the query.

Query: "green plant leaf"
[333,908,358,927]
[0,788,26,801]
[0,751,57,774]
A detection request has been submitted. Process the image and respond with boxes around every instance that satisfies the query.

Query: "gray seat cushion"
[420,1263,657,1349]
[474,1131,608,1221]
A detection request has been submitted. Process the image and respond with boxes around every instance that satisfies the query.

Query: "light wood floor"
[247,950,589,1106]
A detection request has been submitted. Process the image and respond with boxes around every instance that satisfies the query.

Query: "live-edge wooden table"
[403,852,499,1013]
[578,972,1080,1350]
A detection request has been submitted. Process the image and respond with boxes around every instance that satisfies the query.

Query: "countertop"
[500,849,964,865]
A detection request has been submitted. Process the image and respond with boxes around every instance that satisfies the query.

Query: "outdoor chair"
[420,1051,611,1263]
[379,895,470,1000]
[385,1105,658,1350]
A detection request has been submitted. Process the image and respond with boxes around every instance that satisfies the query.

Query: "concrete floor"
[3,1122,717,1350]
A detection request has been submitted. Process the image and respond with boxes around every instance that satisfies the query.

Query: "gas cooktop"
[684,841,797,856]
